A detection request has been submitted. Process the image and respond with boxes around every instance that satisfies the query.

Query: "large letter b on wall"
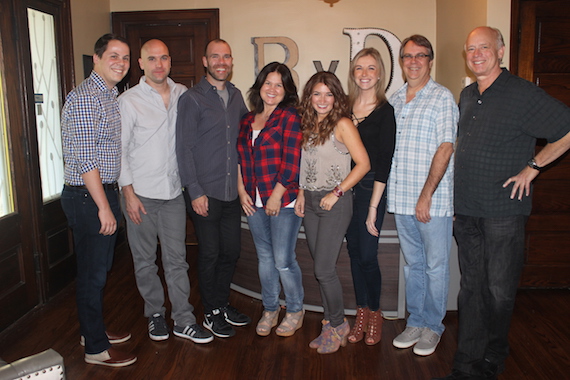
[251,37,300,88]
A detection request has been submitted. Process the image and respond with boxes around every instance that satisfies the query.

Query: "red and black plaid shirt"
[237,107,302,208]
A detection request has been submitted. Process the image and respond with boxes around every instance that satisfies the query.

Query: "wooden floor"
[0,245,568,379]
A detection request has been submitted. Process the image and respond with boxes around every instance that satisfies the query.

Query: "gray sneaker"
[173,323,214,344]
[413,328,440,356]
[393,326,424,348]
[148,313,169,341]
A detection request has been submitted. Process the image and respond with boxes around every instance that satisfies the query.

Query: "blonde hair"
[348,48,387,108]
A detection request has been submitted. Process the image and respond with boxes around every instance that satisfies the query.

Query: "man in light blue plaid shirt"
[387,35,458,357]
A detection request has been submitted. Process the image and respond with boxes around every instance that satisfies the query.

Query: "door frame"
[15,0,76,299]
[510,0,570,287]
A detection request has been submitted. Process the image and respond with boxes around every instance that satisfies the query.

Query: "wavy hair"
[299,71,349,147]
[348,47,387,108]
[247,62,299,114]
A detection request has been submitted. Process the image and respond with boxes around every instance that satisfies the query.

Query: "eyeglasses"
[401,53,430,61]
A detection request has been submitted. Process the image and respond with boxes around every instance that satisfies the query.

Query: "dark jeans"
[345,173,385,311]
[453,214,527,376]
[61,185,121,355]
[184,192,241,313]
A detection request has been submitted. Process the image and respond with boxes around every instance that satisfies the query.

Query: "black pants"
[453,214,527,375]
[184,192,241,313]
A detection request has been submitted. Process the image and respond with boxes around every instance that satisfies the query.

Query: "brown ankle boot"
[365,309,383,345]
[348,307,369,343]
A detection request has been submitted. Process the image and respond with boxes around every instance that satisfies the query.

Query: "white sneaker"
[413,328,440,356]
[393,326,424,348]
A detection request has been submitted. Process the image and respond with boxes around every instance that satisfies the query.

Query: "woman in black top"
[345,47,396,345]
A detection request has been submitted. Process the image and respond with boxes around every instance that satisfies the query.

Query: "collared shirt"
[118,76,187,200]
[176,76,248,201]
[62,71,121,186]
[455,69,570,217]
[387,78,458,217]
[237,107,302,208]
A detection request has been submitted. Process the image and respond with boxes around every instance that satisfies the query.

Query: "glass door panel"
[27,8,63,202]
[0,56,14,217]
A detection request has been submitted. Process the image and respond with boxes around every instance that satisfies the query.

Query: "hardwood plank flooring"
[0,245,568,379]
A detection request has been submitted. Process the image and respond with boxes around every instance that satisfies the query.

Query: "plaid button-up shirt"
[387,78,458,217]
[237,107,302,208]
[62,71,121,186]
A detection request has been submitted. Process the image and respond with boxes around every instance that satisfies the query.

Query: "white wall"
[108,0,437,97]
[70,0,512,99]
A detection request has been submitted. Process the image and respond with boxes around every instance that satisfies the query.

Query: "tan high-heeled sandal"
[256,310,279,336]
[275,310,304,337]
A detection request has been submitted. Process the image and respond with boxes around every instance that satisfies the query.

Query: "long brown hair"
[347,47,387,108]
[299,71,349,147]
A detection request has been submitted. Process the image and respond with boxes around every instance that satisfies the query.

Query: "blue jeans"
[346,173,385,311]
[122,194,197,326]
[453,214,527,376]
[61,185,121,354]
[395,214,452,336]
[184,192,241,313]
[247,207,304,313]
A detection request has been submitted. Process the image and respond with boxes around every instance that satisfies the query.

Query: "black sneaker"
[173,323,214,344]
[203,308,235,338]
[473,359,499,380]
[222,305,251,326]
[148,313,169,341]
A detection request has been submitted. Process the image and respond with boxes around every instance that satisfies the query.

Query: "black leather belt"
[65,182,118,191]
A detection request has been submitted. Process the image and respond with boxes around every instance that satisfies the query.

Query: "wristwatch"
[527,158,542,171]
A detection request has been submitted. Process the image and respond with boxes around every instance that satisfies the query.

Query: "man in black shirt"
[176,39,250,339]
[434,26,570,380]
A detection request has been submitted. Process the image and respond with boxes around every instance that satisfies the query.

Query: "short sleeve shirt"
[455,69,570,217]
[387,79,458,217]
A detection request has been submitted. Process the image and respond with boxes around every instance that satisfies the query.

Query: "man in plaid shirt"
[387,34,458,357]
[61,34,135,367]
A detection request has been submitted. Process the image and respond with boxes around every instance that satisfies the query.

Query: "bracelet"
[369,205,377,209]
[332,185,344,197]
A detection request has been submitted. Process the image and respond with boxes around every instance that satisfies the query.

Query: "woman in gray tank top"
[294,71,370,354]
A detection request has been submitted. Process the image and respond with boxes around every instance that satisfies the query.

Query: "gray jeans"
[303,190,353,327]
[122,193,197,326]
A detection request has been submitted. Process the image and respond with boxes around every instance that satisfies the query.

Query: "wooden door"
[112,9,220,90]
[0,0,38,332]
[0,0,74,332]
[112,9,219,245]
[21,0,76,299]
[511,0,570,287]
